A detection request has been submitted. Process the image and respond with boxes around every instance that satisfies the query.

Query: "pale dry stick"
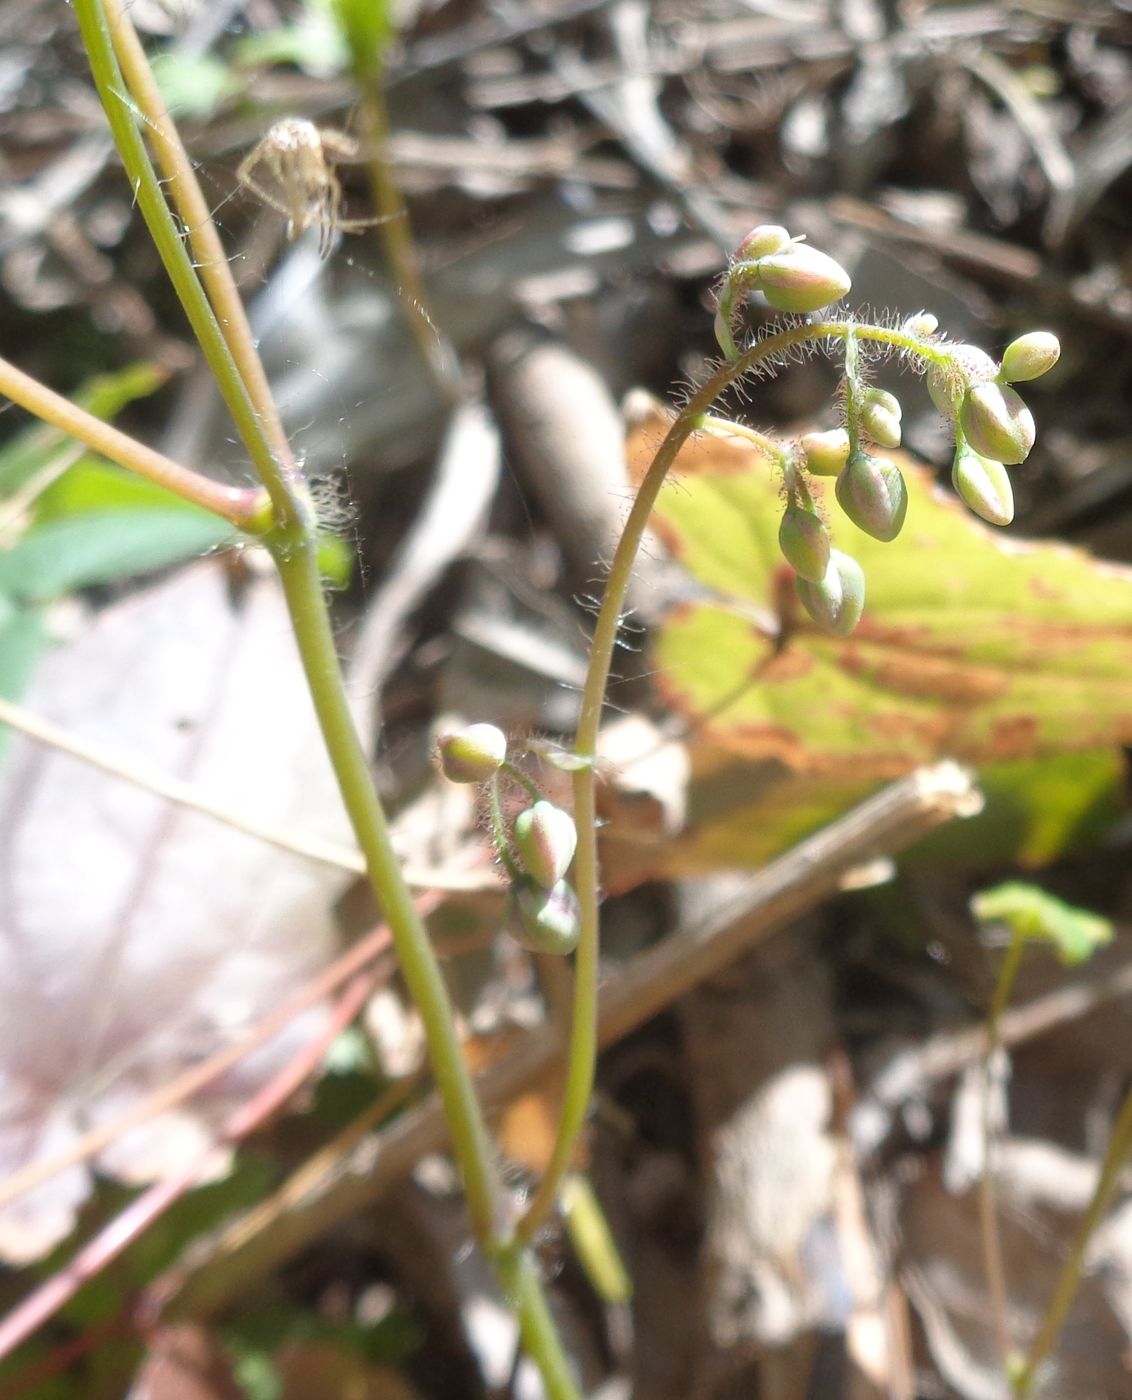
[163,763,982,1319]
[0,970,380,1364]
[0,694,502,893]
[0,440,85,539]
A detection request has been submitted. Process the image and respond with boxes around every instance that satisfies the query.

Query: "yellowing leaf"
[629,398,1132,777]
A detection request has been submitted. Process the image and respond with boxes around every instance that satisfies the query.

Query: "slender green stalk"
[73,5,580,1392]
[518,318,947,1241]
[981,932,1027,1374]
[0,353,263,528]
[1014,1085,1132,1396]
[102,0,293,470]
[72,0,299,526]
[355,82,459,404]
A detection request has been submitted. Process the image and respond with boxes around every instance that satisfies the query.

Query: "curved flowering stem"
[517,304,1055,1243]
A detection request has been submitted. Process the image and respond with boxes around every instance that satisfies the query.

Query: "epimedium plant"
[0,2,1068,1396]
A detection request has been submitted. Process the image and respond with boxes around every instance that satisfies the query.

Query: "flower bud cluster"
[715,225,852,360]
[436,725,581,955]
[772,323,1060,635]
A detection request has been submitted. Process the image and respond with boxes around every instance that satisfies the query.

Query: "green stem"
[74,6,580,1393]
[102,0,294,471]
[1014,1085,1132,1396]
[488,772,523,882]
[355,81,459,404]
[0,353,263,529]
[72,0,299,527]
[517,317,945,1242]
[981,932,1027,1374]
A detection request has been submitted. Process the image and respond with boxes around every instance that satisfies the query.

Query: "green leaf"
[233,0,350,78]
[329,0,396,77]
[0,510,236,602]
[630,402,1132,776]
[971,881,1112,965]
[0,608,49,760]
[34,458,221,520]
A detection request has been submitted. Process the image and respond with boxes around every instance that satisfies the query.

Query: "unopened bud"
[437,723,507,783]
[927,346,999,419]
[506,877,582,955]
[952,445,1014,526]
[835,451,908,542]
[860,388,903,449]
[734,224,792,262]
[754,244,852,314]
[800,428,850,477]
[513,800,577,889]
[795,550,866,636]
[999,331,1060,384]
[960,382,1035,465]
[778,503,831,583]
[903,311,939,337]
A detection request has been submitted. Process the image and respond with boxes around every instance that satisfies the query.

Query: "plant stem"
[1014,1084,1132,1396]
[517,317,944,1241]
[101,0,294,472]
[0,353,262,528]
[72,0,299,526]
[355,82,459,403]
[980,930,1026,1375]
[73,6,580,1392]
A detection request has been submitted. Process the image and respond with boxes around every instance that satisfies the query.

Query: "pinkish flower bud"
[927,346,999,420]
[437,723,507,783]
[513,800,577,889]
[734,224,792,262]
[778,503,831,583]
[800,428,850,477]
[999,331,1060,384]
[952,445,1014,526]
[795,550,866,636]
[506,877,582,955]
[753,243,852,314]
[959,382,1035,465]
[835,451,908,542]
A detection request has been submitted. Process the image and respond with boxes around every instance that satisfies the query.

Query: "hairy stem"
[518,316,945,1240]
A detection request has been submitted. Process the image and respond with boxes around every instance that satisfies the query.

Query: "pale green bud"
[795,550,866,636]
[753,244,852,314]
[835,450,908,542]
[513,800,577,889]
[506,877,582,955]
[437,723,507,783]
[959,382,1035,465]
[860,388,903,449]
[778,503,831,583]
[800,428,851,477]
[999,331,1060,383]
[952,445,1014,527]
[903,311,939,337]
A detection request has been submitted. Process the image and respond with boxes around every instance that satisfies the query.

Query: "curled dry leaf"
[0,563,354,1263]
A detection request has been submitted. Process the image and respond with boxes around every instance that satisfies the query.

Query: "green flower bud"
[952,445,1014,526]
[800,428,850,477]
[795,550,866,636]
[506,876,582,955]
[437,723,507,783]
[860,388,903,449]
[927,346,999,419]
[753,244,852,314]
[903,311,939,337]
[734,224,792,262]
[999,331,1060,383]
[513,800,577,889]
[835,451,908,542]
[778,502,831,583]
[959,382,1035,465]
